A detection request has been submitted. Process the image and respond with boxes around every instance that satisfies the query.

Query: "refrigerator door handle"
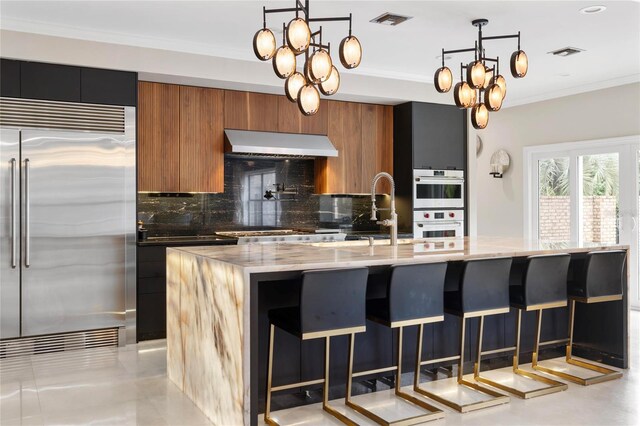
[24,158,30,268]
[10,158,17,268]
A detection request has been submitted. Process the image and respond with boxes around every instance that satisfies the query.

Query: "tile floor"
[1,311,638,426]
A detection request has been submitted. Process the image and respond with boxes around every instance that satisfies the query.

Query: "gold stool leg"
[264,324,278,426]
[413,316,509,413]
[475,310,568,398]
[533,302,622,385]
[322,336,358,425]
[345,328,444,425]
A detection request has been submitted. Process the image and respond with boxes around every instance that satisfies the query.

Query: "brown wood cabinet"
[138,82,224,193]
[179,86,224,193]
[138,82,180,192]
[138,82,391,195]
[315,101,393,194]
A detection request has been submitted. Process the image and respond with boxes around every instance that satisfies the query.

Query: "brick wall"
[538,195,618,242]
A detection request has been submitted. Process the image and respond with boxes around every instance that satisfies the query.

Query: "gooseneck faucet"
[370,172,398,246]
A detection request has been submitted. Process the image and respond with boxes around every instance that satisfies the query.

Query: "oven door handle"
[417,221,463,226]
[416,177,465,183]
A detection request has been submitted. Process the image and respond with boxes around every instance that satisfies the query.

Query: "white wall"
[469,82,640,237]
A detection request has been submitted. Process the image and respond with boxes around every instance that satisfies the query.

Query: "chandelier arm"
[480,34,520,41]
[307,16,351,22]
[443,47,476,55]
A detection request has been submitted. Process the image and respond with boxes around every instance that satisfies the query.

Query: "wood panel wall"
[315,101,393,194]
[138,82,392,194]
[179,86,224,193]
[137,82,180,192]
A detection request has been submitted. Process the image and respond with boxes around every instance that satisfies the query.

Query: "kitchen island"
[166,237,629,426]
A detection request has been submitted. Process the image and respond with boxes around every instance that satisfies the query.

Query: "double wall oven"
[412,169,464,239]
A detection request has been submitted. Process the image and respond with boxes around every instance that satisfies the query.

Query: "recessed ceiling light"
[548,47,585,57]
[370,12,413,26]
[436,54,453,61]
[579,5,607,14]
[557,73,571,77]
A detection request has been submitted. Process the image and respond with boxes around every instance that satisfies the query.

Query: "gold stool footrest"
[346,391,445,426]
[475,368,568,399]
[413,379,509,413]
[533,356,622,386]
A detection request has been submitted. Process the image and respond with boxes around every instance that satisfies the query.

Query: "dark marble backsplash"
[138,157,388,237]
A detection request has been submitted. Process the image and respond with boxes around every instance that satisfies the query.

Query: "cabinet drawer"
[137,292,166,341]
[1,59,20,98]
[137,246,166,262]
[138,277,166,294]
[20,62,81,102]
[81,67,137,106]
[137,261,166,278]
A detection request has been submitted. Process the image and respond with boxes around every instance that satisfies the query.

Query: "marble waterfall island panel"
[167,249,246,425]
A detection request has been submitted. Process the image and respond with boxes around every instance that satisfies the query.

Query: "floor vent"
[0,328,120,361]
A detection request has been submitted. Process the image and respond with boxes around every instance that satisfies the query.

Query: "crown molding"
[501,73,640,109]
[2,16,638,108]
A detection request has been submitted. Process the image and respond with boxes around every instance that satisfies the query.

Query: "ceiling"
[1,1,639,106]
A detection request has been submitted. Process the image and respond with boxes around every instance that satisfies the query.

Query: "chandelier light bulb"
[467,60,486,89]
[339,35,362,69]
[253,28,277,61]
[319,65,340,95]
[484,83,504,111]
[285,72,307,102]
[510,50,528,78]
[297,83,321,116]
[434,67,453,93]
[286,18,311,54]
[495,74,507,99]
[272,45,296,79]
[453,82,475,109]
[471,103,489,129]
[309,49,333,82]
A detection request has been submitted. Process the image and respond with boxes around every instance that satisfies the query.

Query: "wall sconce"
[489,149,510,178]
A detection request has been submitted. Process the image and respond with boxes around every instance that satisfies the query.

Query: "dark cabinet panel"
[1,59,20,97]
[81,67,137,106]
[137,293,167,341]
[411,102,466,170]
[20,61,81,102]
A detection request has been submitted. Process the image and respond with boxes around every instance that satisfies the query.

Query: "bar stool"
[345,263,447,425]
[533,250,626,385]
[475,254,570,398]
[264,267,369,426]
[413,257,512,413]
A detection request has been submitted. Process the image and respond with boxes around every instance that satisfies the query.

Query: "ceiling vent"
[548,47,584,57]
[370,12,412,26]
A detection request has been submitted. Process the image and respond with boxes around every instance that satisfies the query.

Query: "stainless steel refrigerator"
[1,97,136,346]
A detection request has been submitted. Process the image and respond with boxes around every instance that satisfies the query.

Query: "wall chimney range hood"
[224,129,338,158]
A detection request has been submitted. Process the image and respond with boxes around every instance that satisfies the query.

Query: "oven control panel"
[413,210,464,221]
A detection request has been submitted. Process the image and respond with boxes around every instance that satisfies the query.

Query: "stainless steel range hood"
[224,129,338,157]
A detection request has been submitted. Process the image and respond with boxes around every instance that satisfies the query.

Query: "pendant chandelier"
[433,19,528,129]
[253,0,362,116]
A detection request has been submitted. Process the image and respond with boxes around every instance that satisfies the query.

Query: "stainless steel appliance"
[413,169,464,209]
[413,210,464,239]
[215,229,346,244]
[1,98,136,343]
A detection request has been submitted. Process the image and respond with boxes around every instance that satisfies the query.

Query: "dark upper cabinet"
[1,59,21,98]
[410,102,466,170]
[81,67,137,106]
[20,61,81,102]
